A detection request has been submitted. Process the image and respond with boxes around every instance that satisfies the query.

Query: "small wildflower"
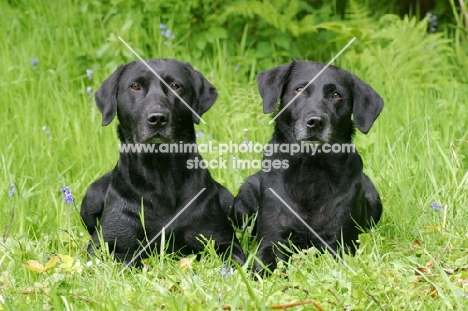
[86,69,93,80]
[42,126,52,141]
[162,29,175,39]
[30,58,38,70]
[234,65,240,72]
[240,128,252,151]
[196,130,205,138]
[87,86,93,98]
[60,187,74,204]
[241,140,252,151]
[220,264,235,277]
[426,12,438,33]
[160,24,175,40]
[430,202,443,211]
[8,182,15,197]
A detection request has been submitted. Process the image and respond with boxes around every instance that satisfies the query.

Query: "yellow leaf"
[44,256,60,270]
[22,260,46,272]
[179,257,194,271]
[421,225,443,232]
[22,256,59,273]
[57,254,82,272]
[57,254,74,268]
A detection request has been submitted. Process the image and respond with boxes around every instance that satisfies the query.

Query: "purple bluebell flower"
[241,128,252,151]
[430,202,443,211]
[162,30,171,39]
[8,182,15,197]
[220,264,235,277]
[86,69,93,80]
[87,86,93,98]
[30,58,38,70]
[240,140,252,151]
[60,187,74,204]
[426,12,438,33]
[196,130,205,138]
[160,25,175,40]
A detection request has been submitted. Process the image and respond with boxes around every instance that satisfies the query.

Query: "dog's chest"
[282,160,360,220]
[286,163,342,201]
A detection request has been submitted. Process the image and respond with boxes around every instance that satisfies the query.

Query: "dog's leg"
[362,174,382,226]
[214,236,246,266]
[213,180,235,216]
[80,172,112,235]
[184,216,246,266]
[87,209,146,266]
[232,172,261,227]
[87,235,144,267]
[254,237,291,273]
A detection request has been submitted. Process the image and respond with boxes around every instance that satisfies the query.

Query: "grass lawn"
[1,1,467,310]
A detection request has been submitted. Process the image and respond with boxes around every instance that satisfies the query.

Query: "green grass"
[1,1,468,310]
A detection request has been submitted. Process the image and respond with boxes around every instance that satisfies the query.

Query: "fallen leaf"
[22,256,59,273]
[421,225,443,232]
[57,254,82,272]
[179,257,194,271]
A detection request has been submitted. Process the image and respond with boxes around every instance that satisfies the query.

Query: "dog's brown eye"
[130,83,141,91]
[170,83,180,90]
[295,87,306,94]
[332,92,341,99]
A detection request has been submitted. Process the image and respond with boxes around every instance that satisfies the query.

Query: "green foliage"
[221,0,341,64]
[1,0,468,310]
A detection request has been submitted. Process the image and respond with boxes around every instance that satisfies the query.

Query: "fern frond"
[222,0,318,36]
[345,0,374,27]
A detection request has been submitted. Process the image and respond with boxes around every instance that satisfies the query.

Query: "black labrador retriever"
[232,61,383,272]
[81,59,245,266]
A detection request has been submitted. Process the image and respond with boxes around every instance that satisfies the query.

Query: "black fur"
[81,59,244,266]
[232,61,383,272]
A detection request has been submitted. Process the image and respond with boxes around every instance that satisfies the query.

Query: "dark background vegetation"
[6,0,468,83]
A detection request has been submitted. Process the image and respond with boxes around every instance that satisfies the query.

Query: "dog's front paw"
[231,175,261,227]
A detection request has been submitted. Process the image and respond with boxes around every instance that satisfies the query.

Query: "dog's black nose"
[306,116,324,129]
[147,113,168,126]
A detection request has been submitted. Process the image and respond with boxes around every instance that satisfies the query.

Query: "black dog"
[80,59,245,266]
[232,61,383,272]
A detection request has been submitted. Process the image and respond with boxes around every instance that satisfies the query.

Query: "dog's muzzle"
[294,114,330,143]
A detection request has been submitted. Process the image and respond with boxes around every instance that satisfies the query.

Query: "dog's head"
[94,59,218,143]
[257,61,384,144]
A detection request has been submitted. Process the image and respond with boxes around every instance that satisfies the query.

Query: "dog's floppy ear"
[186,64,218,124]
[257,62,293,114]
[351,74,384,134]
[95,64,126,126]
